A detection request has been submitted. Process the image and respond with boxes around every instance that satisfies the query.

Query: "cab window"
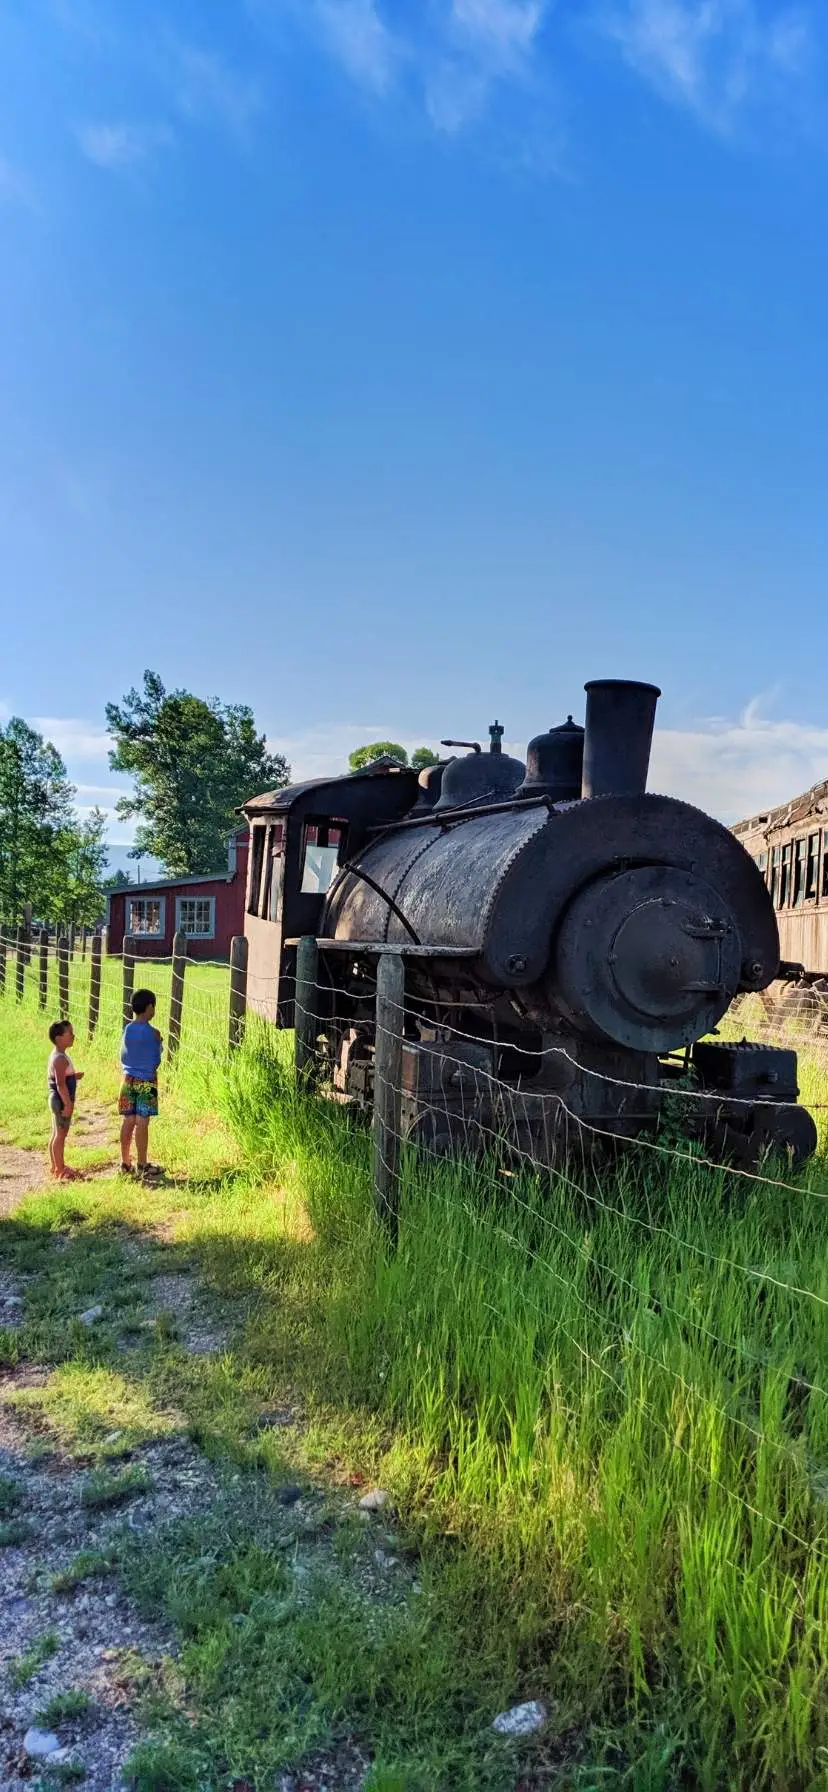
[300,820,347,895]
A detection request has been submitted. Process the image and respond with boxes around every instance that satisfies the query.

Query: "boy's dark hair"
[132,989,156,1017]
[48,1019,71,1044]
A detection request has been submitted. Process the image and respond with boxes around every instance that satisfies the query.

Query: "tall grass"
[211,1044,828,1789]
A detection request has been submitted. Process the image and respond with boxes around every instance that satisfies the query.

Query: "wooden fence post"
[58,934,70,1016]
[168,930,188,1059]
[22,903,32,964]
[123,937,135,1024]
[68,921,76,959]
[38,927,49,1010]
[229,935,248,1054]
[89,931,102,1039]
[373,951,405,1238]
[16,922,26,1001]
[0,928,6,996]
[294,935,319,1086]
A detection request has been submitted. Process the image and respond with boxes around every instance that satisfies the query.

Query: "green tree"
[106,671,290,877]
[349,741,409,772]
[51,809,110,930]
[102,867,134,891]
[0,718,76,921]
[411,746,440,771]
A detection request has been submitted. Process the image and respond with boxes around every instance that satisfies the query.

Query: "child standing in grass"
[47,1019,84,1181]
[119,988,164,1182]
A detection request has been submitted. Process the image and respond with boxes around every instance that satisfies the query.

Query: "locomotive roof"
[242,765,412,815]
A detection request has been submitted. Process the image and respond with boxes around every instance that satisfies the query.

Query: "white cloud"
[173,43,263,137]
[605,0,814,130]
[75,120,174,170]
[267,702,828,825]
[313,0,401,93]
[30,717,112,763]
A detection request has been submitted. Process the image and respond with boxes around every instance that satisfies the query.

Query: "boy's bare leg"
[134,1117,149,1169]
[120,1116,136,1168]
[52,1121,68,1179]
[49,1119,58,1176]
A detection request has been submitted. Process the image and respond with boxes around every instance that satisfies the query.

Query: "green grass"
[80,1463,153,1508]
[2,973,828,1787]
[9,1629,60,1688]
[37,1688,93,1725]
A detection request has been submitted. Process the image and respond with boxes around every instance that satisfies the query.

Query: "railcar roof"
[733,774,828,839]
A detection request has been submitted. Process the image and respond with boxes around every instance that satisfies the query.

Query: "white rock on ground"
[491,1700,548,1737]
[23,1729,61,1759]
[78,1305,104,1326]
[358,1488,389,1512]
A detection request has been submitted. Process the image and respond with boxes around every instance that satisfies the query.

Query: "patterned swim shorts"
[119,1076,159,1119]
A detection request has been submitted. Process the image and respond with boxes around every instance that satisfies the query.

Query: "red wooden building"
[106,831,249,961]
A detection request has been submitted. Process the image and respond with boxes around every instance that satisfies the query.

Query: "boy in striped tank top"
[47,1019,84,1180]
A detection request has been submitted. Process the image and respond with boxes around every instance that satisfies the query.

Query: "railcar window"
[806,831,820,901]
[779,843,792,908]
[793,838,807,907]
[300,820,347,895]
[248,826,266,916]
[769,847,780,907]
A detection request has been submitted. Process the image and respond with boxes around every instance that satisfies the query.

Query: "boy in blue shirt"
[119,988,164,1180]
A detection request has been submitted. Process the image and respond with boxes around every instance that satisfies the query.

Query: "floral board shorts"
[119,1076,159,1120]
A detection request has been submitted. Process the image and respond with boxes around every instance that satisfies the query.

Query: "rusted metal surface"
[241,686,816,1168]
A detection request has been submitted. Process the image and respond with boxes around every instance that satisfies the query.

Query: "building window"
[176,896,216,939]
[769,847,780,908]
[248,825,266,916]
[300,820,347,896]
[779,843,792,908]
[822,832,828,899]
[793,838,807,907]
[127,897,165,938]
[806,832,820,901]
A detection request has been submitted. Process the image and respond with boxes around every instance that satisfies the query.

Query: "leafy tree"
[106,671,290,877]
[348,742,440,773]
[0,718,76,921]
[102,867,134,891]
[51,809,110,930]
[349,741,409,772]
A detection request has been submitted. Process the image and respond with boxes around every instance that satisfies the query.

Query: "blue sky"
[2,0,828,852]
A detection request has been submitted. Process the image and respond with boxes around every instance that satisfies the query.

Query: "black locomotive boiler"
[242,680,818,1169]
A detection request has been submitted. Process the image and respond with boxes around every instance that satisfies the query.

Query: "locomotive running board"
[286,939,480,957]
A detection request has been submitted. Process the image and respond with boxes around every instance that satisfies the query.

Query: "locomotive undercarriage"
[322,969,817,1170]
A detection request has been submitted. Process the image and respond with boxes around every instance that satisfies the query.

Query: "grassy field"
[1,962,828,1789]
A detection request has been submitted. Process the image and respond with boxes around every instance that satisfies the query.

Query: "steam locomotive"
[242,680,818,1169]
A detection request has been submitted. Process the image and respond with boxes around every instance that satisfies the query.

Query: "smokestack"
[581,679,661,800]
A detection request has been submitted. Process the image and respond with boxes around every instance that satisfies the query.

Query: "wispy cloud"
[312,0,401,94]
[604,0,814,131]
[426,0,550,132]
[172,42,264,138]
[75,119,174,171]
[450,0,548,68]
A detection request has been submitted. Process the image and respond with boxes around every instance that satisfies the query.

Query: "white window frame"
[127,895,166,939]
[175,895,216,940]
